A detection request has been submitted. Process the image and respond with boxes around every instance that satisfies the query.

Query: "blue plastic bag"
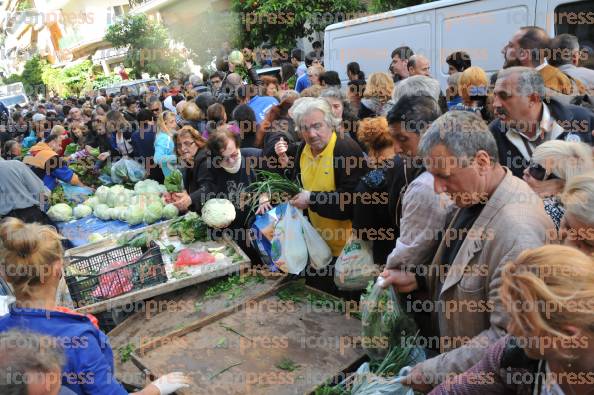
[110,158,146,184]
[61,182,94,204]
[251,204,287,272]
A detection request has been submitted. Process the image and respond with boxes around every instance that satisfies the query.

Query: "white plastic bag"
[299,212,332,270]
[270,205,308,274]
[350,364,416,395]
[334,237,379,290]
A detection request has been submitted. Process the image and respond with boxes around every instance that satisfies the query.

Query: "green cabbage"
[94,204,111,221]
[83,196,99,209]
[143,201,163,224]
[134,179,162,194]
[47,203,73,222]
[116,206,128,222]
[125,205,144,225]
[162,204,179,219]
[107,185,126,208]
[73,204,93,219]
[95,186,110,204]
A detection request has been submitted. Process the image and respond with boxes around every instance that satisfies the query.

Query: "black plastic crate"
[65,241,167,308]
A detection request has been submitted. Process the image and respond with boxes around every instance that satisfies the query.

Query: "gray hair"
[290,97,340,130]
[320,87,345,101]
[447,72,462,88]
[497,66,546,99]
[392,75,441,104]
[0,330,65,393]
[189,74,203,85]
[418,111,499,164]
[561,170,594,226]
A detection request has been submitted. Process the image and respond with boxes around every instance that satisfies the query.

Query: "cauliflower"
[201,199,236,228]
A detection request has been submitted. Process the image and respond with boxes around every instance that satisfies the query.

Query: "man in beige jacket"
[382,111,555,391]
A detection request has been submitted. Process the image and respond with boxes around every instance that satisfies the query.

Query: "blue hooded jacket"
[0,306,128,395]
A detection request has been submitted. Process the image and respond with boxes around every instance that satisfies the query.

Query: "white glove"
[151,372,191,395]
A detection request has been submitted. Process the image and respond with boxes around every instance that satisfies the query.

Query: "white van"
[324,0,594,88]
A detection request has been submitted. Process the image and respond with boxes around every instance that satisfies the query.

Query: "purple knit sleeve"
[429,336,511,395]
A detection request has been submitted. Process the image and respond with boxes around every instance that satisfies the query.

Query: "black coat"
[189,147,260,227]
[489,97,594,178]
[287,133,368,221]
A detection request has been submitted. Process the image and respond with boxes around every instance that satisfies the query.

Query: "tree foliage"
[368,0,435,14]
[104,14,185,78]
[231,0,366,50]
[21,54,44,88]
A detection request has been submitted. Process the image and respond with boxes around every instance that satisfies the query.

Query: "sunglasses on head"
[528,162,559,181]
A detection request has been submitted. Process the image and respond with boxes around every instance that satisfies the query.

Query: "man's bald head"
[407,55,431,77]
[95,96,106,105]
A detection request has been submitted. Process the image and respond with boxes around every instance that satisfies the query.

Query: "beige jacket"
[417,169,555,382]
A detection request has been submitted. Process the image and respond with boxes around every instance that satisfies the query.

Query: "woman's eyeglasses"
[528,162,559,181]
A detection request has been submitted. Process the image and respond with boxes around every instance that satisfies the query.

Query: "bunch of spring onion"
[244,170,301,218]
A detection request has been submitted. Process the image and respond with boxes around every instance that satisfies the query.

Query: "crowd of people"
[1,25,594,394]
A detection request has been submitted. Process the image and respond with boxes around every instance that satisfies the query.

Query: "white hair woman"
[523,140,593,229]
[560,170,594,255]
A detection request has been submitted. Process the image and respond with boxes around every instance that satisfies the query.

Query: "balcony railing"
[128,0,151,8]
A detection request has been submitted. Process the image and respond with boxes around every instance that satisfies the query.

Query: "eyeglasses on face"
[528,162,559,181]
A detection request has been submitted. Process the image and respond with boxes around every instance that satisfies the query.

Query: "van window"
[555,1,594,69]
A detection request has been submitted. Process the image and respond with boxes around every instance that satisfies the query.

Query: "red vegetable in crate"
[175,249,215,268]
[91,261,133,299]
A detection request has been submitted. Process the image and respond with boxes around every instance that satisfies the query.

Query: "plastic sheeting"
[57,216,159,248]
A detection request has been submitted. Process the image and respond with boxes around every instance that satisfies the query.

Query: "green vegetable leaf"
[164,169,183,193]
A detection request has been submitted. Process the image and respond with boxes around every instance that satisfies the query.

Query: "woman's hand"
[98,152,110,161]
[256,193,272,215]
[171,191,192,212]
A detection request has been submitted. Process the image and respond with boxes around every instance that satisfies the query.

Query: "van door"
[324,10,435,83]
[435,0,538,87]
[539,0,594,69]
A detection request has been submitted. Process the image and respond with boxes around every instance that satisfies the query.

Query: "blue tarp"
[56,216,159,248]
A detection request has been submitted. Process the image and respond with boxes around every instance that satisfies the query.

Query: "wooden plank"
[136,275,287,356]
[130,281,365,395]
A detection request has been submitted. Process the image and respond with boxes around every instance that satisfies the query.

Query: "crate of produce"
[65,241,167,308]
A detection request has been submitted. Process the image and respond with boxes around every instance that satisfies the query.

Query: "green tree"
[60,60,93,97]
[368,0,435,14]
[21,54,44,89]
[2,74,22,84]
[231,0,366,50]
[104,14,185,78]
